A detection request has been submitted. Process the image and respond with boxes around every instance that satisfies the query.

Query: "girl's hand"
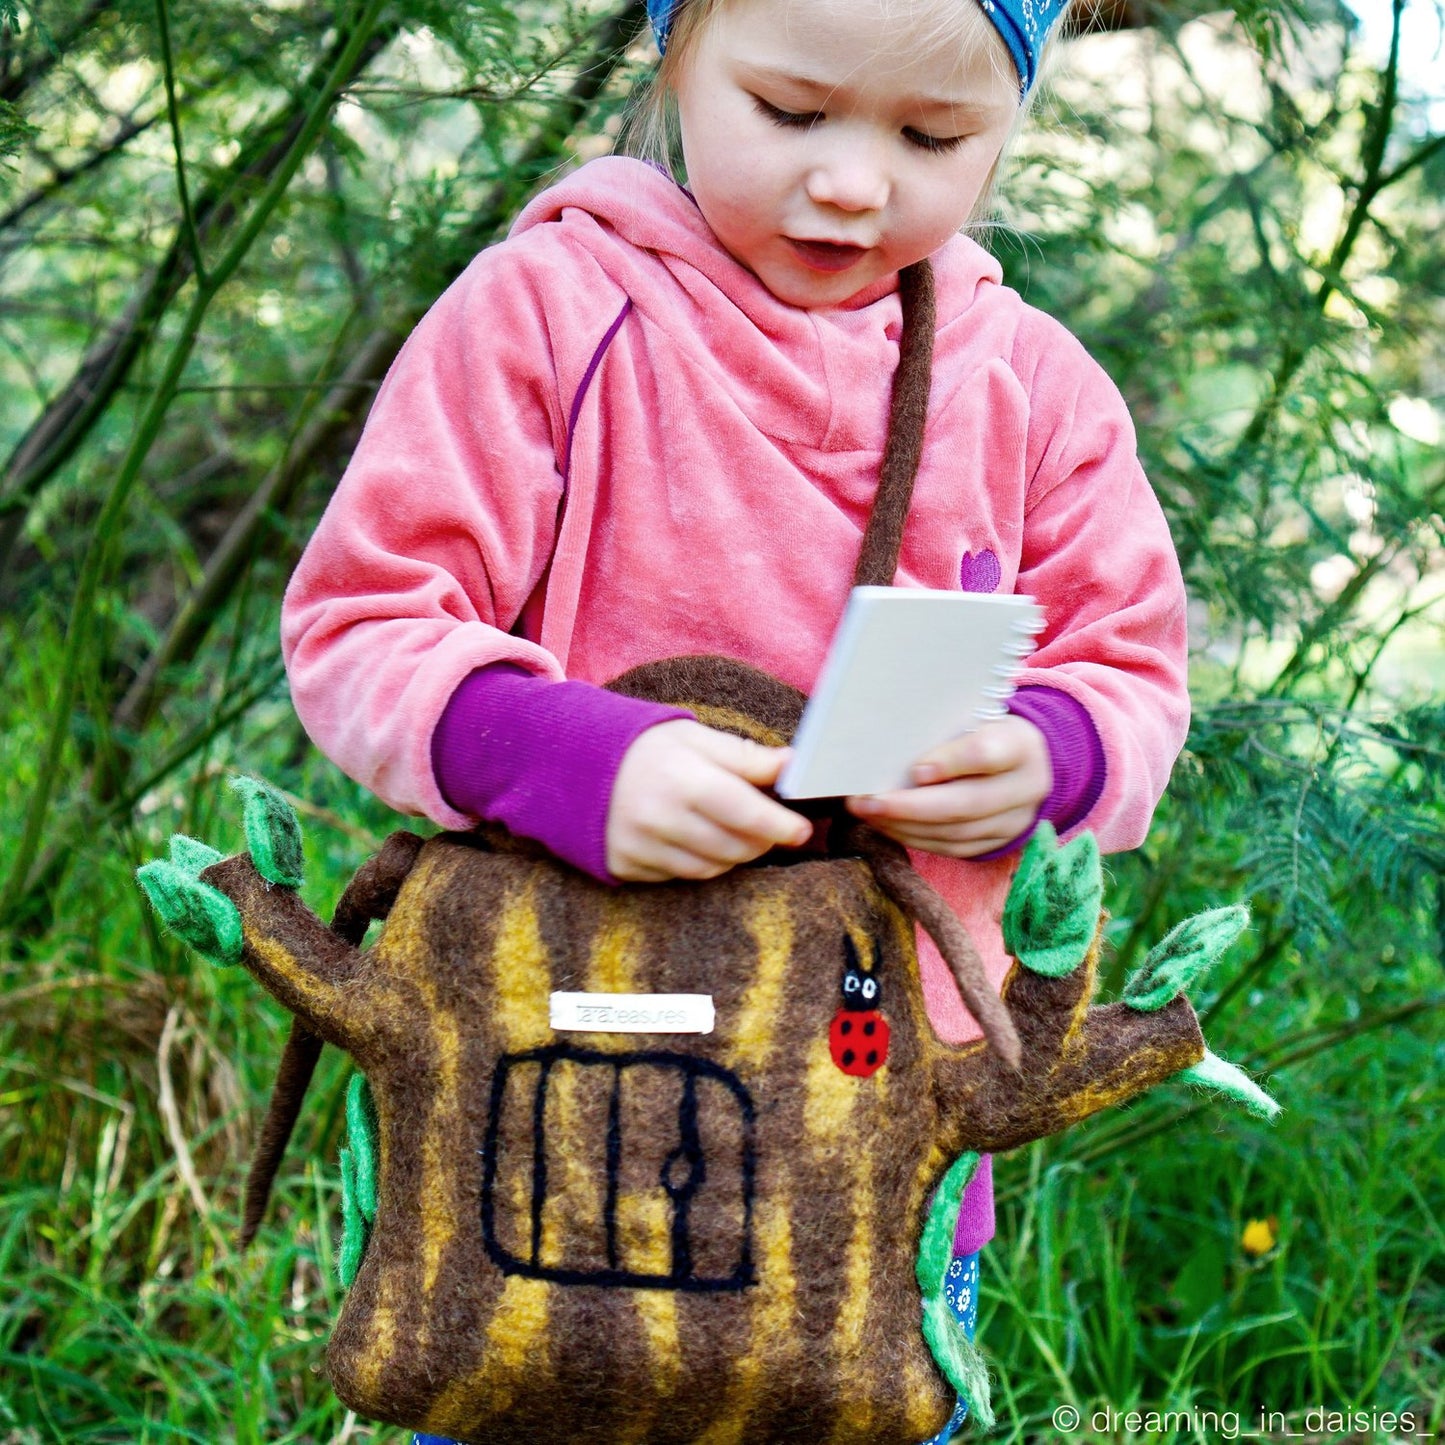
[845,716,1052,858]
[607,720,812,883]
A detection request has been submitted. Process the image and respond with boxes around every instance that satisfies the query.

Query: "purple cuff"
[1009,685,1107,832]
[973,685,1107,861]
[953,1153,995,1256]
[432,665,693,883]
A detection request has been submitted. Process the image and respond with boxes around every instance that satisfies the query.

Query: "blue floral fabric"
[644,0,1066,91]
[920,1250,981,1444]
[646,0,679,53]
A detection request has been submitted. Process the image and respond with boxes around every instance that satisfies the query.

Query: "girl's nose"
[804,140,890,214]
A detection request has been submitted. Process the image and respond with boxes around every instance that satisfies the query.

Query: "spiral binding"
[977,606,1045,720]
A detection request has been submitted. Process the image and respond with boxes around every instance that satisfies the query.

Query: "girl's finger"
[866,820,1031,858]
[694,729,793,787]
[863,801,1039,848]
[912,715,1051,785]
[848,774,1032,826]
[610,837,742,883]
[651,809,779,867]
[694,768,811,847]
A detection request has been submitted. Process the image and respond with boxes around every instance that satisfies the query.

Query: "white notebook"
[777,587,1045,800]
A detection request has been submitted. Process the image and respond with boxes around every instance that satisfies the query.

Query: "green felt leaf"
[338,1146,367,1288]
[338,1073,379,1289]
[1124,905,1250,1011]
[345,1072,380,1222]
[136,860,243,966]
[916,1152,979,1294]
[1001,823,1102,977]
[921,1290,995,1430]
[229,775,304,888]
[1180,1049,1281,1119]
[167,834,224,877]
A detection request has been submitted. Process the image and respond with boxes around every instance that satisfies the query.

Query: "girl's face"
[671,0,1019,308]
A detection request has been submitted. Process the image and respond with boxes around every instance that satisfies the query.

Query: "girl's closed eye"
[902,127,967,155]
[752,95,824,130]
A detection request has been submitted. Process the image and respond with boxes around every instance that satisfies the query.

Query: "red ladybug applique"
[829,935,890,1078]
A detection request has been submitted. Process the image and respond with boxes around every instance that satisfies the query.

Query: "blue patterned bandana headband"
[645,0,1066,94]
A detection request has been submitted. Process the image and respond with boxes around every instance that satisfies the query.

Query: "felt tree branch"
[240,828,426,1247]
[196,853,372,1053]
[139,781,426,1247]
[139,774,374,1051]
[928,826,1270,1154]
[932,925,1206,1154]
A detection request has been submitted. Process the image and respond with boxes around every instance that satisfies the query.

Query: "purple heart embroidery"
[959,548,1001,594]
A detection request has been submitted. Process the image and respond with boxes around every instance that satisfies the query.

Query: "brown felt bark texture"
[932,924,1206,1154]
[211,841,945,1439]
[609,654,808,746]
[200,841,440,1062]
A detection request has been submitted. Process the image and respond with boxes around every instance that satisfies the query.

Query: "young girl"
[282,0,1188,1437]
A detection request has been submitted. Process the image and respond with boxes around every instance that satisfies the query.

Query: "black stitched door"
[482,1044,756,1291]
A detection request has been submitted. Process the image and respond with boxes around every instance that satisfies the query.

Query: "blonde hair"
[619,0,1067,222]
[619,0,730,171]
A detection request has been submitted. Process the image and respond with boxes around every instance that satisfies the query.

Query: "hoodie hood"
[509,157,1005,452]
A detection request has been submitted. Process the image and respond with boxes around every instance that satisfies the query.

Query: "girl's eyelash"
[753,97,822,129]
[903,128,966,155]
[752,97,966,155]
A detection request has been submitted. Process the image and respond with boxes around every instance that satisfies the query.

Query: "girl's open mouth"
[789,238,868,273]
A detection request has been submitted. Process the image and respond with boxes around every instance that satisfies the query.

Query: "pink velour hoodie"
[282,156,1189,1052]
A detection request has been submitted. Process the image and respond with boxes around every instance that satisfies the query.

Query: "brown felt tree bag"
[195,793,1210,1443]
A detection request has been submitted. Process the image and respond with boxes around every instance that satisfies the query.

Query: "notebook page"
[777,587,1045,800]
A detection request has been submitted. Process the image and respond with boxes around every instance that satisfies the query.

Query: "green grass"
[982,1032,1444,1438]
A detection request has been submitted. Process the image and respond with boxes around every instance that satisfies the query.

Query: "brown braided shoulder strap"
[854,259,937,589]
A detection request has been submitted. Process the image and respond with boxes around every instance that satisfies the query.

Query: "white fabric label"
[549,991,715,1035]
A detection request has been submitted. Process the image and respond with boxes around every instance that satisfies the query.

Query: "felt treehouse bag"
[138,263,1276,1443]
